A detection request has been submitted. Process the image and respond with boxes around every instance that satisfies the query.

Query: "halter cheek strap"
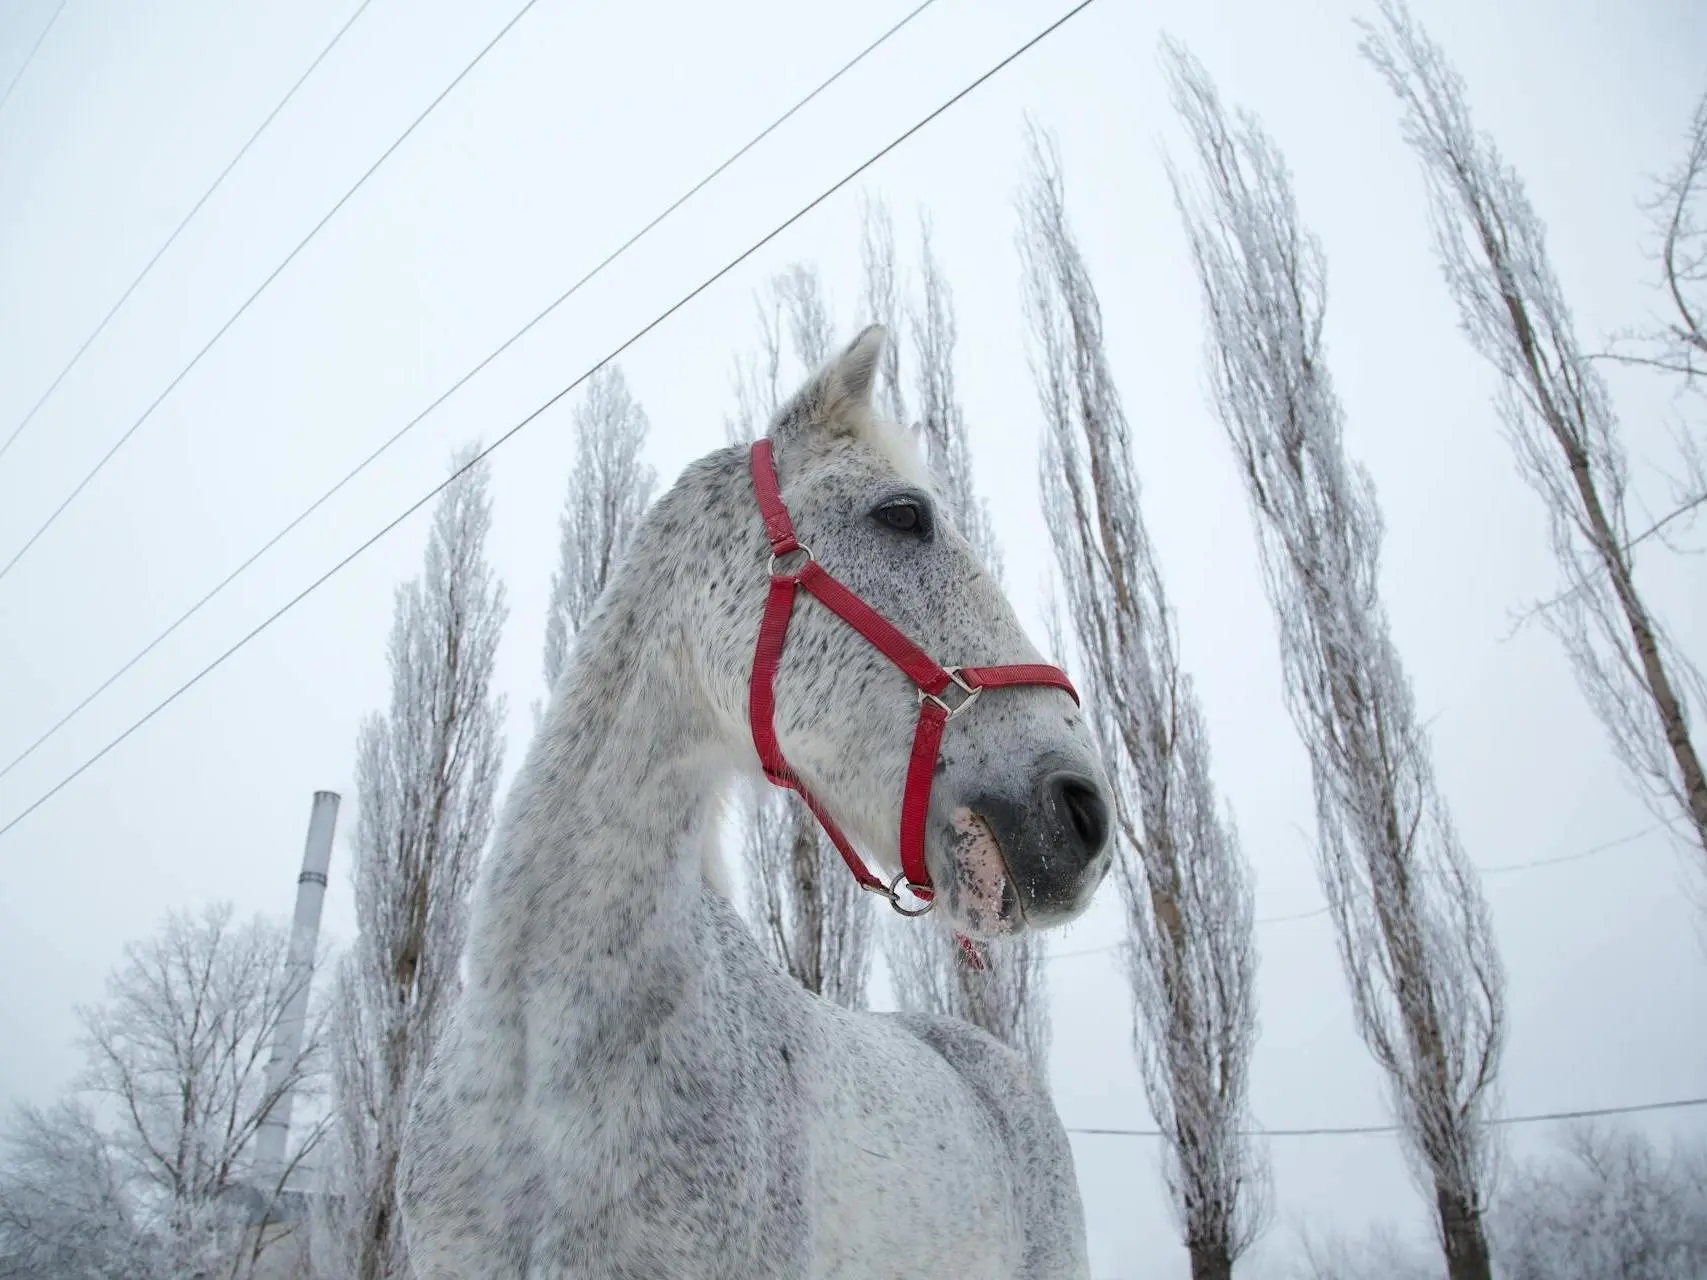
[745,439,1079,932]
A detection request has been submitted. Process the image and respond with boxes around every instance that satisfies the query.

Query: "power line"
[0,0,545,587]
[1044,822,1671,963]
[1479,822,1663,874]
[0,0,942,789]
[1066,1095,1707,1139]
[0,0,67,118]
[0,0,379,467]
[0,0,1104,841]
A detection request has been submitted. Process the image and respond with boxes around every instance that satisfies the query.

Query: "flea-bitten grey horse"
[400,325,1114,1278]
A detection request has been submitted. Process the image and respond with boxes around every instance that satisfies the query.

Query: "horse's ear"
[772,324,888,443]
[834,324,885,410]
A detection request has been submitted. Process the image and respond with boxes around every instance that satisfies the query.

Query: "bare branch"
[0,905,326,1278]
[1493,1126,1707,1279]
[1022,119,1268,1278]
[878,203,1046,1072]
[543,365,657,696]
[1164,39,1505,1280]
[730,265,876,1009]
[1362,0,1707,868]
[324,447,508,1279]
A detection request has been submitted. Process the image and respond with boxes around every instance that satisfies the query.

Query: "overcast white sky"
[2,0,1704,1274]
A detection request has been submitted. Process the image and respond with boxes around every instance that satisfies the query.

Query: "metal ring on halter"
[918,666,982,718]
[767,544,814,577]
[874,870,935,917]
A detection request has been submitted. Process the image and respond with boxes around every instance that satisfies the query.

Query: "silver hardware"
[767,544,814,577]
[918,666,982,718]
[866,870,935,917]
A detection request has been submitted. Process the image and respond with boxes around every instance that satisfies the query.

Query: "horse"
[400,324,1114,1278]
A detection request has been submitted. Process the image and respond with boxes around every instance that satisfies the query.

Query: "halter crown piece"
[745,439,1080,953]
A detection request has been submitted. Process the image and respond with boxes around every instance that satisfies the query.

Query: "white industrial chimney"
[254,789,339,1193]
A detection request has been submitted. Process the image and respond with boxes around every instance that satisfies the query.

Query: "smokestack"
[255,789,339,1193]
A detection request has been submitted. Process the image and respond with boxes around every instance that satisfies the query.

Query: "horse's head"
[699,325,1111,939]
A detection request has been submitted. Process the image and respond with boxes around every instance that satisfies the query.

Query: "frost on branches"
[860,196,1050,1073]
[725,263,876,1008]
[1164,42,1504,1280]
[1019,127,1266,1280]
[542,364,656,697]
[1362,0,1707,869]
[0,905,325,1279]
[317,447,507,1280]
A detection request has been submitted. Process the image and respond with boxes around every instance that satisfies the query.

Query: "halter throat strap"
[744,439,1079,924]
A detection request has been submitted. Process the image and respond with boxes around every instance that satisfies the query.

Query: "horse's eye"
[873,500,926,537]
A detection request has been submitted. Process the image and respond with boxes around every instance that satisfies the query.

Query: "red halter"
[746,438,1080,926]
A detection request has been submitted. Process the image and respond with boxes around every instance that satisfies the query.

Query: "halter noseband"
[746,438,1079,922]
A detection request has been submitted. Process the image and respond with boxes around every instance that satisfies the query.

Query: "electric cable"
[1044,823,1673,963]
[0,0,379,466]
[0,0,546,584]
[0,0,941,788]
[0,0,1103,841]
[1066,1094,1707,1138]
[0,0,68,118]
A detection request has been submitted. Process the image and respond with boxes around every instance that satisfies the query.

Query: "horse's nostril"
[1048,773,1110,861]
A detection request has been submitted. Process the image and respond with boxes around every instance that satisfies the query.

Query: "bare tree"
[1020,125,1267,1280]
[858,196,909,430]
[0,904,324,1279]
[323,446,508,1280]
[863,200,1050,1072]
[542,365,656,695]
[726,265,876,1008]
[1611,87,1707,395]
[0,1100,147,1280]
[1494,1126,1707,1280]
[1164,43,1505,1280]
[1360,1,1707,870]
[1294,1221,1438,1280]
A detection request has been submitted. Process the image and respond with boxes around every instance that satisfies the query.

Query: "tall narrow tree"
[1361,0,1707,869]
[324,447,507,1280]
[1165,43,1504,1280]
[870,199,1049,1072]
[858,196,909,431]
[1020,126,1267,1280]
[543,364,656,696]
[727,266,876,1007]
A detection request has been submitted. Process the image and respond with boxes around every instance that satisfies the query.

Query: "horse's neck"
[465,577,731,1022]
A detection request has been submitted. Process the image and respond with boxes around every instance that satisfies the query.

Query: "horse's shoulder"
[886,1010,1090,1279]
[885,1011,1045,1122]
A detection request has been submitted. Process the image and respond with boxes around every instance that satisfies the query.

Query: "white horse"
[401,325,1114,1279]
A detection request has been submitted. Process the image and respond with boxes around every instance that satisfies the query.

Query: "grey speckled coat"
[400,327,1114,1279]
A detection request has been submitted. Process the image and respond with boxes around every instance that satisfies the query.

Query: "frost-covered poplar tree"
[1165,43,1504,1280]
[542,364,656,696]
[868,200,1050,1073]
[1020,125,1266,1280]
[858,196,909,430]
[1362,0,1707,869]
[726,265,876,1008]
[0,904,323,1279]
[323,446,507,1280]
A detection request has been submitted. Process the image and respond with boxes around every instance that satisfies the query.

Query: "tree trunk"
[1436,1182,1493,1280]
[787,805,824,995]
[1188,1238,1233,1280]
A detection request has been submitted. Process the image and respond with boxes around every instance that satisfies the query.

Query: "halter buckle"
[767,544,814,577]
[918,666,981,718]
[864,870,935,917]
